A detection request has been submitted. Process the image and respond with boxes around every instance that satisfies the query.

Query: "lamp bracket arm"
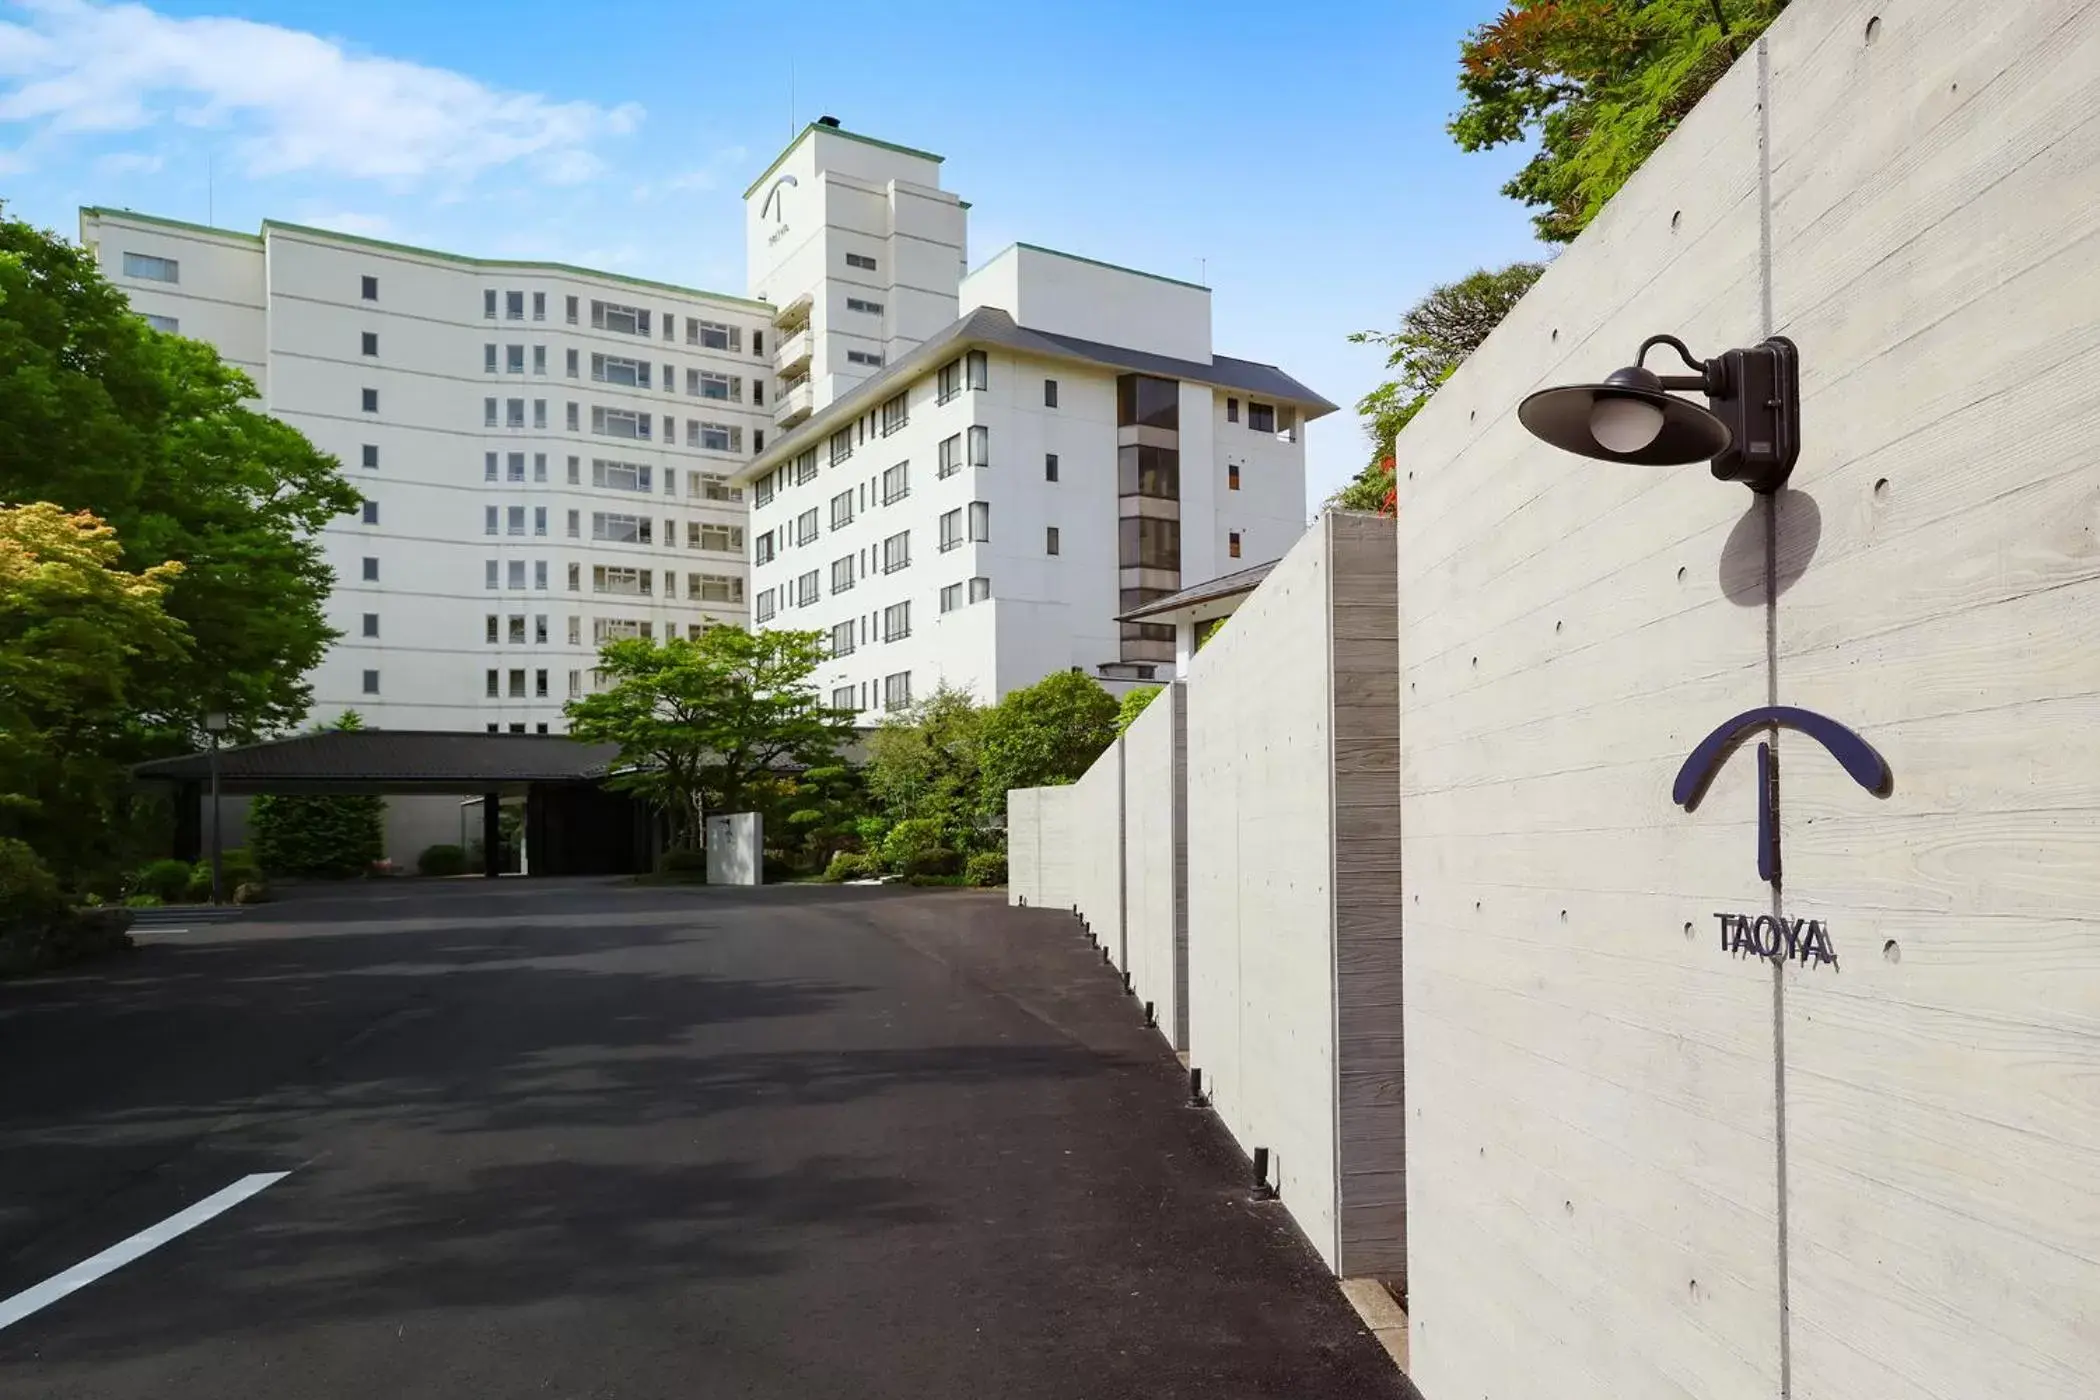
[1636,333,1705,374]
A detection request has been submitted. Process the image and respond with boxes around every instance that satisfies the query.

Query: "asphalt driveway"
[0,879,1413,1398]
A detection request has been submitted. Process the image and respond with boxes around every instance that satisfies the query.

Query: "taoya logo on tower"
[761,174,797,245]
[1672,705,1893,971]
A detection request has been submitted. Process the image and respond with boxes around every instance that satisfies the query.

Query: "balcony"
[776,326,812,383]
[777,379,813,430]
[772,292,812,335]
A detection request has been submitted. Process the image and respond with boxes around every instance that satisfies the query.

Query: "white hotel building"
[736,121,1334,714]
[79,119,1333,731]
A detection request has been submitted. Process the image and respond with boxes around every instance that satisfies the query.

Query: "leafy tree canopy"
[1115,685,1163,736]
[0,504,188,881]
[564,627,850,849]
[976,670,1119,814]
[0,207,359,745]
[1451,0,1789,242]
[1333,261,1547,511]
[864,683,985,849]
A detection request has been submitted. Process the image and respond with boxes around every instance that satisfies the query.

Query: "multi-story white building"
[77,209,774,734]
[735,120,1335,714]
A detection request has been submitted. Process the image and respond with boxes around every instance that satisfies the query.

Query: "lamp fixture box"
[1704,336,1800,494]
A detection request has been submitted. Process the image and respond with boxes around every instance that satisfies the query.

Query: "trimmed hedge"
[964,852,1007,887]
[418,844,469,877]
[132,859,194,904]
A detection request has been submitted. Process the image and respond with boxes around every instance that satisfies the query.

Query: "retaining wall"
[1122,682,1189,1049]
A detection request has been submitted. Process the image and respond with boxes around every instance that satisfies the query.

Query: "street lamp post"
[204,711,228,903]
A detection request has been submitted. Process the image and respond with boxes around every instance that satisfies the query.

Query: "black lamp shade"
[1518,366,1733,466]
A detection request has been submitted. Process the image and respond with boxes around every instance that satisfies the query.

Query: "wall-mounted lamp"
[1518,333,1800,493]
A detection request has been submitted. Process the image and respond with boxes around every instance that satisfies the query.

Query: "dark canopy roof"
[134,731,621,796]
[1116,559,1279,624]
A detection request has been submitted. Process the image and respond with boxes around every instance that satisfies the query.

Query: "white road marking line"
[0,1172,292,1332]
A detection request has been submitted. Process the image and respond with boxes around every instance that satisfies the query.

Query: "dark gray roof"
[134,730,620,793]
[1116,559,1280,622]
[750,306,1337,477]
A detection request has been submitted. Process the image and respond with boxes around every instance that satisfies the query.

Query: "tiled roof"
[1115,560,1280,623]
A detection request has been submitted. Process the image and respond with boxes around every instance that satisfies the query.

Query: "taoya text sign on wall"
[1676,705,1892,972]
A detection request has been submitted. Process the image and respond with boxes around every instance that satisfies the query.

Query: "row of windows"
[825,673,914,714]
[485,292,759,351]
[452,396,758,453]
[472,452,741,501]
[470,556,749,597]
[480,345,760,400]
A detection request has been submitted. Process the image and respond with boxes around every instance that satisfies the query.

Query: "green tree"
[864,683,985,851]
[1334,261,1547,510]
[1115,685,1163,735]
[976,671,1119,816]
[0,504,188,885]
[564,627,850,850]
[247,712,384,881]
[778,760,869,871]
[1452,0,1789,242]
[0,208,358,745]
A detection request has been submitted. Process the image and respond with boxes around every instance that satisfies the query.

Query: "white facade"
[79,209,773,734]
[736,125,1332,716]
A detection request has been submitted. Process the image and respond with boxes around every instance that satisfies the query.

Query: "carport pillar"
[483,792,501,877]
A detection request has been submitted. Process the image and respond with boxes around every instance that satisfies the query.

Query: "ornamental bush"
[417,844,468,877]
[249,793,384,879]
[130,858,194,904]
[964,852,1007,887]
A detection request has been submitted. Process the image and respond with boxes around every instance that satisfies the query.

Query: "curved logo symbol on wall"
[1675,706,1892,971]
[760,174,797,225]
[1674,705,1892,882]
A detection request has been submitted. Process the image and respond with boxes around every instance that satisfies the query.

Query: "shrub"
[964,852,1007,887]
[131,858,194,904]
[661,847,708,875]
[418,844,468,877]
[822,851,875,883]
[900,847,962,879]
[0,839,65,929]
[123,893,163,908]
[250,793,384,879]
[880,818,946,874]
[221,847,260,886]
[183,864,215,902]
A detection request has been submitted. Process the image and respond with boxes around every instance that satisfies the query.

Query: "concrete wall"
[1393,3,2100,1398]
[1069,737,1126,967]
[1186,510,1402,1280]
[1122,682,1189,1049]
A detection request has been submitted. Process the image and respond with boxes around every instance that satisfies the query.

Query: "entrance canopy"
[133,730,621,798]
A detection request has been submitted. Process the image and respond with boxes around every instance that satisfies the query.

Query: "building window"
[362,332,379,357]
[1229,462,1241,491]
[831,555,855,594]
[846,297,883,315]
[508,615,527,645]
[361,613,379,638]
[534,506,548,537]
[566,402,580,431]
[938,434,961,479]
[1248,401,1276,433]
[937,359,962,405]
[484,290,498,319]
[531,345,547,375]
[692,370,736,401]
[831,489,855,530]
[485,398,498,427]
[795,569,820,607]
[568,616,582,645]
[506,291,525,321]
[965,349,988,391]
[881,530,910,574]
[796,507,819,546]
[592,407,649,440]
[754,588,777,623]
[693,421,735,453]
[567,562,581,591]
[754,473,774,508]
[691,573,743,603]
[567,509,580,537]
[1227,396,1239,424]
[968,500,990,542]
[535,614,549,644]
[507,559,526,589]
[534,452,548,482]
[362,388,379,413]
[832,684,857,710]
[1045,452,1059,482]
[692,522,743,553]
[829,427,855,467]
[940,582,962,614]
[507,398,526,428]
[881,461,909,505]
[531,291,546,321]
[484,452,498,482]
[535,669,549,698]
[507,668,526,697]
[506,452,525,482]
[122,252,178,283]
[485,559,499,590]
[592,459,652,492]
[846,350,884,367]
[969,576,991,604]
[967,424,990,469]
[939,508,962,553]
[753,529,774,565]
[485,506,499,535]
[362,444,379,470]
[590,512,651,545]
[845,252,877,271]
[883,601,911,642]
[1117,374,1179,431]
[592,565,652,596]
[565,295,579,324]
[534,560,549,590]
[591,300,650,336]
[883,671,912,711]
[1120,516,1181,570]
[363,557,379,582]
[880,392,908,436]
[508,345,530,374]
[486,614,500,644]
[143,313,180,333]
[1119,444,1180,499]
[690,320,739,351]
[1046,526,1060,556]
[1229,530,1242,559]
[485,669,500,697]
[361,499,379,525]
[1044,378,1058,408]
[592,354,651,388]
[795,449,819,486]
[361,275,379,301]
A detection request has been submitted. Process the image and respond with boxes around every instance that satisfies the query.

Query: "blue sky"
[0,0,1546,503]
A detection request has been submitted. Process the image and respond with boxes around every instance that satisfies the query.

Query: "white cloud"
[0,0,642,185]
[632,146,749,203]
[93,149,160,175]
